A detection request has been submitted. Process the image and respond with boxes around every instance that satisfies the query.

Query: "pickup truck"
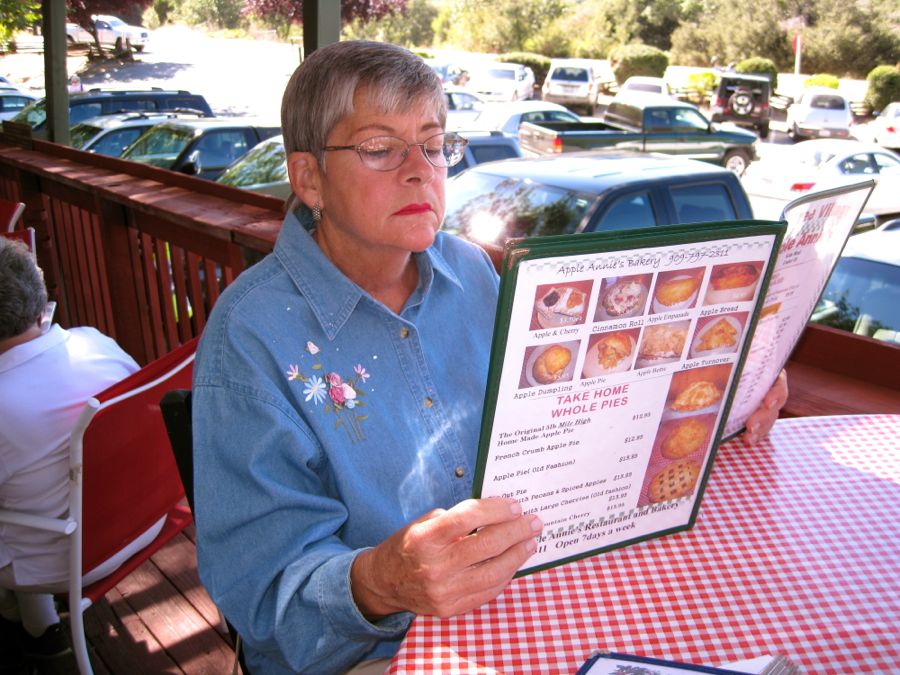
[518,93,758,175]
[66,15,150,53]
[443,150,754,264]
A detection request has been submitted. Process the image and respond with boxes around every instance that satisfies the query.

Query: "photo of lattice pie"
[649,459,702,503]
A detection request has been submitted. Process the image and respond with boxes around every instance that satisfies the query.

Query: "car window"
[193,130,251,168]
[552,68,589,83]
[218,140,287,188]
[810,95,846,110]
[69,102,104,125]
[91,127,147,156]
[872,152,900,172]
[645,110,672,130]
[488,69,515,80]
[595,193,657,231]
[444,171,593,246]
[838,154,874,175]
[469,143,520,165]
[813,256,900,339]
[1,96,32,113]
[671,108,710,131]
[671,183,737,223]
[11,99,47,127]
[122,125,193,168]
[70,123,103,149]
[106,98,157,114]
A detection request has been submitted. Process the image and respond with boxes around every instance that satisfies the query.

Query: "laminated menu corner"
[472,220,787,576]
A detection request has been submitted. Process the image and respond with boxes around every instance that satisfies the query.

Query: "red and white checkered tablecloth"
[388,415,900,674]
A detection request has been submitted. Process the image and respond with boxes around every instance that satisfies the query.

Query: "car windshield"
[106,17,126,27]
[552,68,589,82]
[11,99,46,127]
[488,69,515,80]
[218,140,287,188]
[70,123,103,149]
[121,125,194,168]
[444,170,593,247]
[811,256,900,342]
[793,145,837,168]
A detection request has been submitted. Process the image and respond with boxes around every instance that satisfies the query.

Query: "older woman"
[192,40,788,674]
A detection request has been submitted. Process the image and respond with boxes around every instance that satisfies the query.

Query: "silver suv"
[542,59,606,115]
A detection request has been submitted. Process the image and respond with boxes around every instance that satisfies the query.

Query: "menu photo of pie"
[582,328,640,378]
[703,261,763,305]
[634,320,690,368]
[519,340,580,389]
[637,412,717,506]
[531,280,592,330]
[650,267,704,314]
[662,364,733,420]
[594,274,651,321]
[688,311,748,359]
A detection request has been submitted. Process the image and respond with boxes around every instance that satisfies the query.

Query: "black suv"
[709,73,771,138]
[11,88,214,138]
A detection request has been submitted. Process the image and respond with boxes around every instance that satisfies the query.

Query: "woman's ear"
[286,151,323,209]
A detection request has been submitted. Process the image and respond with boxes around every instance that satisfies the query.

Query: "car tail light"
[790,182,815,192]
[886,125,896,133]
[553,136,563,154]
[715,97,725,108]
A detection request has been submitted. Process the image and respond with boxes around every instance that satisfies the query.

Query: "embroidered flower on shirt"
[286,341,370,442]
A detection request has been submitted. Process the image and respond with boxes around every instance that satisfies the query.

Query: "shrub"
[685,71,717,105]
[608,44,668,85]
[498,52,552,90]
[735,57,778,92]
[804,74,840,89]
[865,65,900,113]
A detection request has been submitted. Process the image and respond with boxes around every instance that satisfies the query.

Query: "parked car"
[467,63,534,102]
[215,131,523,197]
[444,86,488,130]
[617,76,671,97]
[66,14,150,52]
[518,93,758,175]
[741,139,900,221]
[0,90,37,121]
[469,101,580,137]
[786,87,854,141]
[872,101,900,150]
[443,151,754,256]
[425,59,470,87]
[708,72,771,138]
[542,59,607,115]
[810,223,900,343]
[12,88,214,138]
[121,118,280,180]
[69,111,205,156]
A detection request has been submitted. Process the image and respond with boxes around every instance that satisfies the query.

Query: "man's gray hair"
[0,237,47,340]
[281,40,446,159]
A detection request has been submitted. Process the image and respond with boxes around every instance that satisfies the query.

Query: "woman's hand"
[743,369,789,444]
[351,498,542,619]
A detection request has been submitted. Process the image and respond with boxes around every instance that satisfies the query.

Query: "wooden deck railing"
[1,123,898,413]
[0,123,283,364]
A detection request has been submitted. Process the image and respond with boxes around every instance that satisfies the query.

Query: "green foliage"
[498,51,551,88]
[343,0,437,48]
[804,73,839,89]
[172,0,245,29]
[735,57,778,91]
[608,43,668,84]
[433,0,567,53]
[685,71,716,103]
[143,0,175,28]
[0,0,39,50]
[865,65,900,113]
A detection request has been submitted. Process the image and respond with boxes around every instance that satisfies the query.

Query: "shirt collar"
[274,206,463,340]
[0,324,66,374]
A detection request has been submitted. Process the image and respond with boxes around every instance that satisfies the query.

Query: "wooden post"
[41,0,70,145]
[302,0,340,59]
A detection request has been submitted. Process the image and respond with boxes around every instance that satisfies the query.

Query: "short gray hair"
[0,237,47,340]
[281,40,446,159]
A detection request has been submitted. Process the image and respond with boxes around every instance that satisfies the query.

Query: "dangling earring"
[312,204,322,222]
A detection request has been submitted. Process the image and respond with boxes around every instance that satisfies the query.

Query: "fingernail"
[525,538,537,553]
[509,500,523,516]
[529,514,543,532]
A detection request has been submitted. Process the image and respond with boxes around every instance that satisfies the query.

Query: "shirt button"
[399,327,410,338]
[455,466,465,478]
[423,397,433,408]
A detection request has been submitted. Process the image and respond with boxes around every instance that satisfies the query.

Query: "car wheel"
[790,123,805,142]
[115,37,124,51]
[729,89,754,116]
[758,123,770,139]
[723,150,750,175]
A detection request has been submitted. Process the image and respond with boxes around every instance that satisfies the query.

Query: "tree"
[343,0,437,47]
[433,0,567,54]
[244,0,407,31]
[67,0,154,55]
[0,0,40,51]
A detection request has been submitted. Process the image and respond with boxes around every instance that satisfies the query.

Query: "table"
[388,415,900,674]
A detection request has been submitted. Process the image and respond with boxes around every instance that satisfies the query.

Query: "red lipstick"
[394,203,432,216]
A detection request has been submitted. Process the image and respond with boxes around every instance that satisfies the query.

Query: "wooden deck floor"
[45,525,240,675]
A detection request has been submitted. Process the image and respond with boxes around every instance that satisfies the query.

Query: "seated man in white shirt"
[0,238,143,669]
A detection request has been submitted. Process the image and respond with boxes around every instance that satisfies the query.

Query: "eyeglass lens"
[357,134,467,171]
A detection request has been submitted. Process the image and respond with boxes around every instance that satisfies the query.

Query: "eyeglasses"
[323,132,468,171]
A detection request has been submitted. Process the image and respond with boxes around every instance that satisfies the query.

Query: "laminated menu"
[472,220,786,576]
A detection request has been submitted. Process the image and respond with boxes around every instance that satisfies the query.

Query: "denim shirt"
[193,207,499,674]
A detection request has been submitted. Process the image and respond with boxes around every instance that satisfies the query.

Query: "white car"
[542,59,608,116]
[617,76,671,97]
[786,87,853,141]
[444,86,488,130]
[0,90,36,121]
[467,101,580,137]
[742,139,900,220]
[467,63,535,102]
[66,14,150,52]
[872,102,900,150]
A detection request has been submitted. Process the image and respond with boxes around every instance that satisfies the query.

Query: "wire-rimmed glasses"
[323,132,468,171]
